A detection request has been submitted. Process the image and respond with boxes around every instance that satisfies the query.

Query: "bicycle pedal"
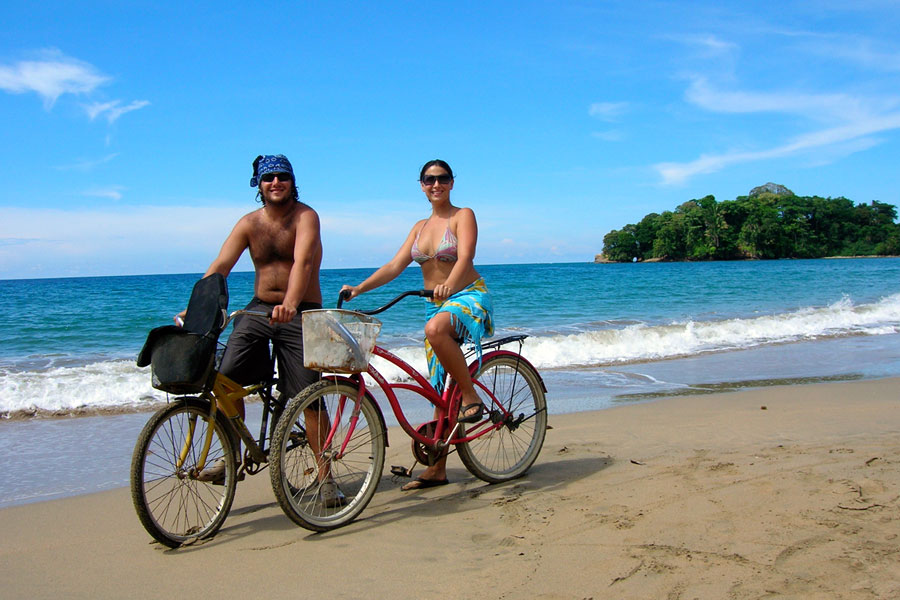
[390,465,412,478]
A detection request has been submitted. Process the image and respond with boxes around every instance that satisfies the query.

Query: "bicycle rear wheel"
[130,397,238,548]
[270,379,386,532]
[458,354,547,483]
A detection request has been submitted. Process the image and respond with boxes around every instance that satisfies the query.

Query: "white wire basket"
[302,309,382,373]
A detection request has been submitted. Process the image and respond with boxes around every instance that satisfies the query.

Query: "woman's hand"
[174,310,186,327]
[340,284,360,301]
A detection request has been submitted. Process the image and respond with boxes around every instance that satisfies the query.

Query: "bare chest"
[248,218,296,264]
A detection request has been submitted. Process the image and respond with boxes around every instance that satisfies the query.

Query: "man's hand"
[270,304,297,324]
[432,283,453,301]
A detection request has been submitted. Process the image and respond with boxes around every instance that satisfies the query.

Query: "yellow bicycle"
[131,274,290,548]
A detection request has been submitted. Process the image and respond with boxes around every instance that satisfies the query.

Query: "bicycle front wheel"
[130,397,238,548]
[458,354,547,483]
[270,379,386,532]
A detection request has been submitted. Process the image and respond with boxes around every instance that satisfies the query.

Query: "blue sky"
[2,1,899,279]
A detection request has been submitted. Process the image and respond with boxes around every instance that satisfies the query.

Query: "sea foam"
[2,293,898,418]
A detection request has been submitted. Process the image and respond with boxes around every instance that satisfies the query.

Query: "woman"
[341,159,493,490]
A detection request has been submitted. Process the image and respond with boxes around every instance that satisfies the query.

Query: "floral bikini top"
[411,220,458,264]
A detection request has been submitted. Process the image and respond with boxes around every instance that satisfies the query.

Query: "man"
[183,154,343,506]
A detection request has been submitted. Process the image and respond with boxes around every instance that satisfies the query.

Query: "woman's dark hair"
[419,159,454,181]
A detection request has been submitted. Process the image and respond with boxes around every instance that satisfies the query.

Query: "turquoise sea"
[1,259,899,507]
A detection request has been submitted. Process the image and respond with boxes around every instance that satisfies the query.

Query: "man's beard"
[261,184,295,205]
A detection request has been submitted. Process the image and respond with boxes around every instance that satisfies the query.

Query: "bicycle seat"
[181,272,229,336]
[136,273,229,375]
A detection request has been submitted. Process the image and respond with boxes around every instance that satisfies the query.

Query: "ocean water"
[1,259,899,507]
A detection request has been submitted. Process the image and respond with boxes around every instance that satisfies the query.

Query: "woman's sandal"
[401,477,450,491]
[458,402,485,424]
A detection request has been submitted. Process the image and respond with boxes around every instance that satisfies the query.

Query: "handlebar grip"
[337,289,352,309]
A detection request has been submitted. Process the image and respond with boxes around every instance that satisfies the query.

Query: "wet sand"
[2,377,898,599]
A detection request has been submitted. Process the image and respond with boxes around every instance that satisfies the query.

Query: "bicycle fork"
[321,376,367,459]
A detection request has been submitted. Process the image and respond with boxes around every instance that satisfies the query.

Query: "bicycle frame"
[323,342,534,454]
[173,309,281,473]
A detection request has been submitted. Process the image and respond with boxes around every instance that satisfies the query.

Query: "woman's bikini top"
[411,220,458,264]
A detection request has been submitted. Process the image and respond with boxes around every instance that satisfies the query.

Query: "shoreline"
[0,369,871,423]
[3,376,898,598]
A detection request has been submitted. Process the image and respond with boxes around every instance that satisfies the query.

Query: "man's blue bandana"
[250,154,294,187]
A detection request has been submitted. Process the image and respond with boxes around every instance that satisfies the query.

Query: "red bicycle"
[269,290,548,531]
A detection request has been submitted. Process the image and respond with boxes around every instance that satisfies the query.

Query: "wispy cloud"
[666,33,738,57]
[0,49,149,124]
[0,238,40,247]
[656,77,900,185]
[55,154,120,171]
[684,77,892,122]
[82,186,126,201]
[656,111,900,185]
[84,99,150,123]
[589,101,628,122]
[0,49,109,108]
[810,37,900,73]
[592,130,624,142]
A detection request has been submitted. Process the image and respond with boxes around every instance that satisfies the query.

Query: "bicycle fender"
[476,349,548,394]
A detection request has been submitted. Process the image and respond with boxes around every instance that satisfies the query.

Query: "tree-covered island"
[599,183,900,262]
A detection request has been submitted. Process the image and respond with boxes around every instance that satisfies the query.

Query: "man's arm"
[175,217,249,325]
[205,217,251,278]
[270,208,320,323]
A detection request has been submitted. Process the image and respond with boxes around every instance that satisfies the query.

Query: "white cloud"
[56,154,120,171]
[655,76,900,185]
[656,111,900,185]
[668,33,738,57]
[0,205,248,278]
[589,101,628,122]
[82,186,126,201]
[684,77,891,122]
[592,130,624,142]
[84,99,150,123]
[0,49,109,108]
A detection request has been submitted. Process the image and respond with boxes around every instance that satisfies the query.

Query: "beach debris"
[865,457,880,466]
[760,405,767,410]
[630,459,645,465]
[838,503,884,511]
[610,560,645,586]
[558,445,569,454]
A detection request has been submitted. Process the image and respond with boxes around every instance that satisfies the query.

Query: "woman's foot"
[458,402,485,424]
[401,476,450,491]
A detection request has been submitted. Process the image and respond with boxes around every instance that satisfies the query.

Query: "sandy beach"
[2,377,898,599]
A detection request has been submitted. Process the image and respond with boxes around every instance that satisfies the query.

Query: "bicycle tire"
[457,353,547,483]
[130,397,238,548]
[270,379,386,532]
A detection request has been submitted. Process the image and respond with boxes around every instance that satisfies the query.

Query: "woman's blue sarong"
[423,278,494,393]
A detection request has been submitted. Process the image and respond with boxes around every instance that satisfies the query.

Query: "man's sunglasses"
[421,174,453,186]
[260,172,291,183]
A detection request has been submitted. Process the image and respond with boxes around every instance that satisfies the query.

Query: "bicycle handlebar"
[222,308,270,328]
[337,289,434,315]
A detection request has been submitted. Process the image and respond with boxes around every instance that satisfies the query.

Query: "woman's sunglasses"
[260,172,291,183]
[421,174,453,186]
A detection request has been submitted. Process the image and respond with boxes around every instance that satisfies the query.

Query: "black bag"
[137,273,229,394]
